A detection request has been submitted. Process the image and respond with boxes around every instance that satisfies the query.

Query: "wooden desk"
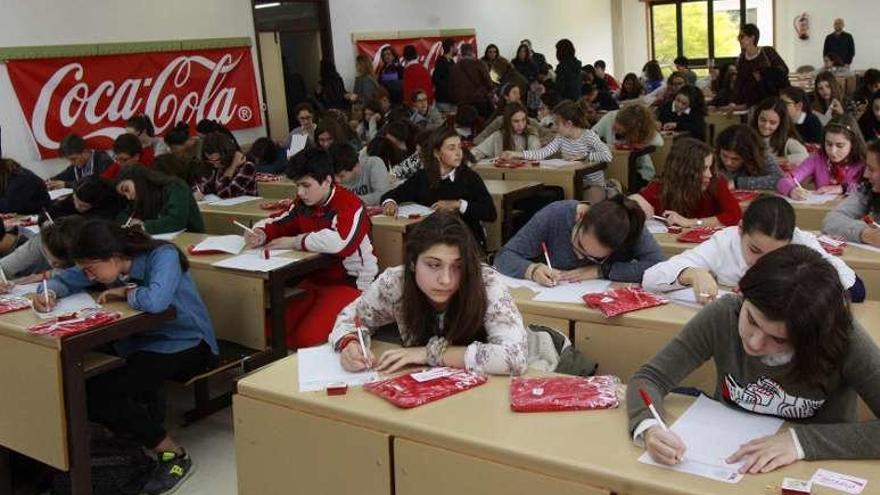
[172,233,333,355]
[234,352,879,495]
[484,179,543,252]
[734,190,840,232]
[510,288,880,397]
[0,302,174,495]
[653,231,880,301]
[198,198,270,235]
[650,132,676,177]
[706,111,748,146]
[608,150,632,192]
[369,215,421,271]
[257,178,295,200]
[474,161,605,200]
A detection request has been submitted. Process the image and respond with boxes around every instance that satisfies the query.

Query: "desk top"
[171,232,320,277]
[0,300,146,350]
[198,198,270,219]
[484,179,543,195]
[511,287,880,336]
[474,160,600,174]
[370,214,421,233]
[238,353,879,495]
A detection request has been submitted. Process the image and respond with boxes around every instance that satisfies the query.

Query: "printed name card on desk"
[48,188,73,201]
[638,395,783,484]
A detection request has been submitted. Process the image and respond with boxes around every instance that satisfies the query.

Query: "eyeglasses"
[569,228,609,265]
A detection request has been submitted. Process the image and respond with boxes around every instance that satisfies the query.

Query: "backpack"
[51,428,155,495]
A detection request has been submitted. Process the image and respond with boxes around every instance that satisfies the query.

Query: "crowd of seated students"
[5,25,880,495]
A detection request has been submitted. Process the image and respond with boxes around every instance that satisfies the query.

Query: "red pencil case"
[817,234,847,256]
[363,367,488,408]
[731,190,760,202]
[186,245,229,256]
[582,287,668,318]
[259,199,294,211]
[0,296,31,315]
[28,310,122,337]
[255,173,283,182]
[510,375,621,412]
[492,158,538,168]
[676,227,722,243]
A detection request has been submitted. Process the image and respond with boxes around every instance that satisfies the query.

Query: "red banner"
[7,47,262,159]
[355,34,477,76]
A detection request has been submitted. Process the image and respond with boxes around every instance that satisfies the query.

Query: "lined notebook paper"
[297,344,378,392]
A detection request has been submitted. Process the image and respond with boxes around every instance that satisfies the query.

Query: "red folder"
[582,287,668,317]
[731,190,760,202]
[676,226,722,243]
[0,296,31,315]
[363,367,487,408]
[28,310,123,337]
[510,375,621,412]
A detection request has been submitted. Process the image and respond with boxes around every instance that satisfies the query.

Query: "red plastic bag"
[510,375,621,412]
[492,158,538,168]
[28,310,123,337]
[259,198,294,211]
[676,227,722,243]
[817,234,847,256]
[0,296,31,315]
[363,367,488,408]
[582,287,668,317]
[731,190,760,202]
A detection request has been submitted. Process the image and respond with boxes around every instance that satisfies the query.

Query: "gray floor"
[165,385,238,495]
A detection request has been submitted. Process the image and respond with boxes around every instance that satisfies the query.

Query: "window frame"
[649,0,775,69]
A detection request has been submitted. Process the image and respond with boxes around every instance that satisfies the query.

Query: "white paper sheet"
[243,248,292,257]
[9,282,40,297]
[788,192,840,205]
[496,274,611,304]
[152,229,185,241]
[48,188,74,201]
[646,219,669,234]
[665,287,733,308]
[286,133,308,159]
[207,195,261,207]
[211,253,297,272]
[539,159,575,168]
[396,203,434,218]
[198,194,223,205]
[37,292,101,319]
[847,241,880,254]
[191,235,246,255]
[639,395,784,484]
[297,344,378,392]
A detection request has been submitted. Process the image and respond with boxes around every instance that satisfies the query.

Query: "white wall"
[775,0,880,71]
[328,0,615,90]
[0,0,265,178]
[617,0,650,78]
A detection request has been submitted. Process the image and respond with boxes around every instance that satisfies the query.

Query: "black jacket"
[381,166,497,250]
[0,167,50,214]
[432,56,454,104]
[824,31,855,65]
[796,112,824,145]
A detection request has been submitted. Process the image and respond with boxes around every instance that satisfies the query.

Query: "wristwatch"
[695,219,704,227]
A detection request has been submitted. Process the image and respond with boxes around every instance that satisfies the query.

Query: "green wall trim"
[0,37,252,62]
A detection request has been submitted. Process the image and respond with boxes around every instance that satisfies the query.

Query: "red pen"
[354,316,371,367]
[639,388,669,431]
[263,247,270,260]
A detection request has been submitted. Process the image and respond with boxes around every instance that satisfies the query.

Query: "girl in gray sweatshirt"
[629,245,880,474]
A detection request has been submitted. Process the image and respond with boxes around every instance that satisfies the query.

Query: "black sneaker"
[141,449,194,495]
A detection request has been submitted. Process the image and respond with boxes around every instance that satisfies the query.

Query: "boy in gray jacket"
[330,143,390,206]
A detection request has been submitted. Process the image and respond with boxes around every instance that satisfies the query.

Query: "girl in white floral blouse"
[330,211,528,375]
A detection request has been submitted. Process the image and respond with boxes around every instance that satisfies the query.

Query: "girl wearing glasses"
[494,196,665,287]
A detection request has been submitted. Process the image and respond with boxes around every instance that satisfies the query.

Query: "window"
[650,0,774,72]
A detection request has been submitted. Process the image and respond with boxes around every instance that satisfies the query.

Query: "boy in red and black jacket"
[245,147,378,348]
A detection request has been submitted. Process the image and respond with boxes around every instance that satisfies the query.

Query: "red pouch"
[186,245,228,256]
[676,227,722,243]
[817,234,847,256]
[731,190,760,202]
[366,206,384,216]
[0,296,31,315]
[363,367,487,408]
[510,375,621,412]
[28,310,123,337]
[492,158,527,169]
[255,173,283,182]
[582,287,668,318]
[259,198,294,211]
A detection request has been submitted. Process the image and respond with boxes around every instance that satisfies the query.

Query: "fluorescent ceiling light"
[255,2,281,8]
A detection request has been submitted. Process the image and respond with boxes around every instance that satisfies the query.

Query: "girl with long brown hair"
[332,211,527,375]
[592,104,664,186]
[750,97,809,165]
[715,124,782,190]
[630,137,742,227]
[471,102,540,160]
[812,71,845,124]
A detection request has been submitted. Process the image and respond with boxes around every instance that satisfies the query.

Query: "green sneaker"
[141,449,194,495]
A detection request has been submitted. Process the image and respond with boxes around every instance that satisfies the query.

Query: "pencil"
[231,218,256,235]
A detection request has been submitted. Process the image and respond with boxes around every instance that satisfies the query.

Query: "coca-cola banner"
[6,47,262,159]
[355,33,477,75]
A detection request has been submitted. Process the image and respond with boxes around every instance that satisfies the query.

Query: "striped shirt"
[522,129,612,184]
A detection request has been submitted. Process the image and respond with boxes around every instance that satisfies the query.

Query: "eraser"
[781,478,812,495]
[326,383,348,396]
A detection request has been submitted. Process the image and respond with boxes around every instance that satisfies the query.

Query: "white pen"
[231,219,256,235]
